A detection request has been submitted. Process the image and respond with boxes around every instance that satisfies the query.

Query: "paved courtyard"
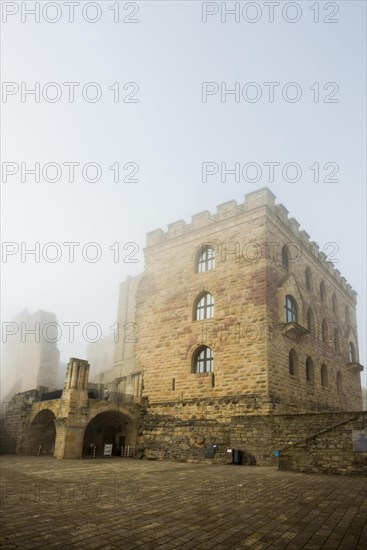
[0,456,366,549]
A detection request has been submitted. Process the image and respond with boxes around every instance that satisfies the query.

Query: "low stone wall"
[278,412,367,475]
[139,414,231,462]
[0,391,39,454]
[230,411,364,466]
[140,407,367,475]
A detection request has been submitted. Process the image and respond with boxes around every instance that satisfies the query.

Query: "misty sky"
[1,0,366,388]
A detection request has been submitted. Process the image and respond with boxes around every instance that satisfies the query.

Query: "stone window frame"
[285,295,297,323]
[305,267,313,292]
[288,348,299,377]
[348,341,356,363]
[196,245,216,273]
[306,308,315,337]
[194,291,214,321]
[192,346,213,374]
[321,319,328,344]
[333,328,340,353]
[282,245,289,272]
[305,356,315,384]
[321,364,328,388]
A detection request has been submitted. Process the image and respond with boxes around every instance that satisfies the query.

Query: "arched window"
[336,372,343,394]
[194,292,214,321]
[305,357,314,384]
[305,268,312,291]
[306,308,315,337]
[333,328,340,352]
[282,245,289,271]
[197,245,215,273]
[332,293,338,315]
[288,349,298,377]
[320,281,326,302]
[345,306,350,326]
[321,319,328,343]
[193,346,213,373]
[348,342,356,363]
[321,364,328,387]
[285,295,297,323]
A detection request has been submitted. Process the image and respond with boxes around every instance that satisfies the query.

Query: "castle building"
[1,309,60,403]
[1,188,365,470]
[114,187,363,419]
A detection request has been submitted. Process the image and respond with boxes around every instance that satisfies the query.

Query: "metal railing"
[87,389,135,404]
[32,389,135,404]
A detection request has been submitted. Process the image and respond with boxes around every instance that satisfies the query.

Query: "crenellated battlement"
[145,187,356,300]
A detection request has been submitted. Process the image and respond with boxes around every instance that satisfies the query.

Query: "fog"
[1,1,366,392]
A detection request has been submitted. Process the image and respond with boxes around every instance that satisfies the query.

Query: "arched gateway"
[22,358,139,459]
[23,409,56,455]
[82,411,133,457]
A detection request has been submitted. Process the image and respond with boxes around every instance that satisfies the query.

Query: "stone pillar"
[60,358,90,441]
[54,420,86,460]
[70,361,79,389]
[64,358,90,391]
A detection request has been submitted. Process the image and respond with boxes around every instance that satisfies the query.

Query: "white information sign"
[103,444,113,457]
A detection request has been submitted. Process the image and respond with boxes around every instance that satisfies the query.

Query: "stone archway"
[24,409,56,456]
[82,411,135,458]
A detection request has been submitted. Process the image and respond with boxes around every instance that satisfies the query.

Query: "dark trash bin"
[233,449,242,465]
[204,444,216,459]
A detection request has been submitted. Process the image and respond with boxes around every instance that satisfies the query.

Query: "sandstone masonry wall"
[136,187,362,413]
[265,207,362,412]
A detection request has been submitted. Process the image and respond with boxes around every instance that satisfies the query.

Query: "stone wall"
[136,201,269,404]
[277,412,367,475]
[265,207,362,412]
[139,407,367,475]
[138,395,272,462]
[230,411,365,466]
[0,390,39,454]
[135,187,362,412]
[94,275,143,397]
[139,414,230,463]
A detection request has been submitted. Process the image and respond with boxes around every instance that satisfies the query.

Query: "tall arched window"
[282,245,289,272]
[285,295,297,323]
[194,292,214,321]
[320,281,326,302]
[336,372,343,394]
[348,342,356,363]
[306,308,315,337]
[305,268,312,291]
[321,364,328,387]
[288,349,298,377]
[321,319,328,343]
[305,357,314,384]
[197,245,215,273]
[333,328,340,352]
[332,293,338,315]
[193,346,213,373]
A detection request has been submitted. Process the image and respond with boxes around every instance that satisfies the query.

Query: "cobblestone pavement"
[0,456,366,549]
